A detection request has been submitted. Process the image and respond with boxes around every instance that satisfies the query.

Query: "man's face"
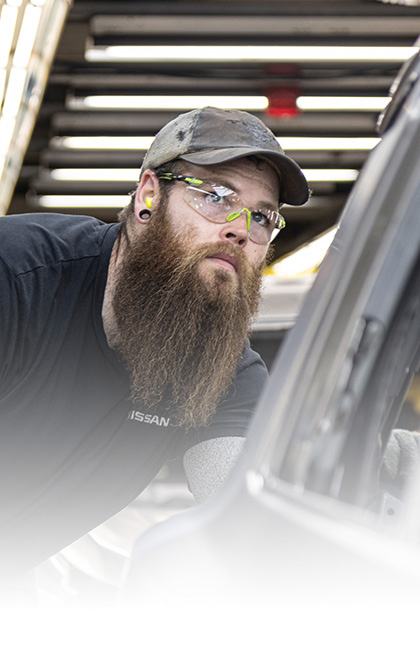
[134,157,279,288]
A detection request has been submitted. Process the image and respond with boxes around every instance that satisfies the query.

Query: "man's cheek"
[168,216,201,244]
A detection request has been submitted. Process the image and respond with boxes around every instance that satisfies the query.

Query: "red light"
[265,86,300,117]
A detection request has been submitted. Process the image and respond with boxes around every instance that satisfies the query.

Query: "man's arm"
[183,436,246,502]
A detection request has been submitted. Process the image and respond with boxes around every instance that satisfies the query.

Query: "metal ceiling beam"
[50,73,395,92]
[90,14,420,38]
[49,111,378,136]
[68,1,420,18]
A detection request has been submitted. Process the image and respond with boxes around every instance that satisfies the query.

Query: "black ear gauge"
[139,209,152,221]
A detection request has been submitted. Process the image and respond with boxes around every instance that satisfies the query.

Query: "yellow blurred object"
[265,226,337,278]
[405,376,420,416]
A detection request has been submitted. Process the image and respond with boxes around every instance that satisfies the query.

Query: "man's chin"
[197,259,239,292]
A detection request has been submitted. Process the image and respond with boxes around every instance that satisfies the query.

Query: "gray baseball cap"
[141,106,309,205]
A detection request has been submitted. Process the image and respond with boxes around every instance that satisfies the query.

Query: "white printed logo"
[127,410,171,428]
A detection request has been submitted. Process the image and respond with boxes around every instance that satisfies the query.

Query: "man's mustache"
[171,239,262,278]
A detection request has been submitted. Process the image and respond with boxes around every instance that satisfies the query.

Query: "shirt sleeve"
[177,340,268,457]
[183,435,246,502]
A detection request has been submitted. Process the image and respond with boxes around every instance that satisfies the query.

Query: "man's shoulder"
[0,212,119,273]
[238,339,268,373]
[0,211,111,243]
[226,339,269,400]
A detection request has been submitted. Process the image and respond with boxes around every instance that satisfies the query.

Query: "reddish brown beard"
[112,204,267,429]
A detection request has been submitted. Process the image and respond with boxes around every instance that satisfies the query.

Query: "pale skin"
[103,157,280,501]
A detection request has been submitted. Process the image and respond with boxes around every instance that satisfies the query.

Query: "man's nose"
[218,210,250,247]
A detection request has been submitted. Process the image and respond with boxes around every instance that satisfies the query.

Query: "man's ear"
[134,169,160,223]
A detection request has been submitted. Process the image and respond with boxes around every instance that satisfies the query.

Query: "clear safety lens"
[184,183,285,245]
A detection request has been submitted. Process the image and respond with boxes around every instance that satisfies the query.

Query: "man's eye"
[252,211,270,227]
[205,192,227,205]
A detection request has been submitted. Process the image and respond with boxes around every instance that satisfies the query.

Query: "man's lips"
[206,252,239,273]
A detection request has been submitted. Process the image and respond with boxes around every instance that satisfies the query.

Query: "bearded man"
[0,107,308,579]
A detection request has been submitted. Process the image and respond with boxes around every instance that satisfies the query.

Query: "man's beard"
[112,202,268,429]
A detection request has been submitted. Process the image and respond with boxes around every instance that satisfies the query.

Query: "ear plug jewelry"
[139,209,152,220]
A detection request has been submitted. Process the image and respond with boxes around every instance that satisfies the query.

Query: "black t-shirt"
[0,212,268,574]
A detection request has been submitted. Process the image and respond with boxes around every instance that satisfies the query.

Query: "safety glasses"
[159,173,285,245]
